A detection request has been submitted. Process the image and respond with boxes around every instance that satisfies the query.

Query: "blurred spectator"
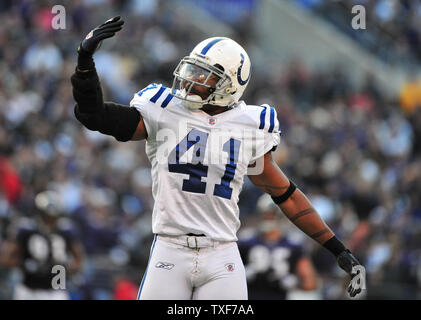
[399,74,421,115]
[23,36,63,74]
[113,277,138,300]
[0,157,22,204]
[300,0,421,67]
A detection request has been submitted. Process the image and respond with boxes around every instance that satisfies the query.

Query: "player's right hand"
[78,16,124,55]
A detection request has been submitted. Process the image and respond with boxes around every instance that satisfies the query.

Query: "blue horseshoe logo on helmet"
[237,53,250,86]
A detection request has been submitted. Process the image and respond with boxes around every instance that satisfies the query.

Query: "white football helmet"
[172,37,251,110]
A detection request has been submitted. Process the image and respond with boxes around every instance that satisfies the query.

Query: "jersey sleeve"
[250,104,282,162]
[129,83,174,141]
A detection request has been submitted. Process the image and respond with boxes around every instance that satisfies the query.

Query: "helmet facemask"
[172,57,234,110]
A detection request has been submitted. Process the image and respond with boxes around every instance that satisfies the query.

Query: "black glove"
[337,249,364,297]
[78,16,124,55]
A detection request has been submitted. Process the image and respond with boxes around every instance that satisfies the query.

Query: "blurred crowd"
[294,0,421,69]
[0,0,420,299]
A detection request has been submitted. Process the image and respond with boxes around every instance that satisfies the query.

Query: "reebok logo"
[155,262,175,270]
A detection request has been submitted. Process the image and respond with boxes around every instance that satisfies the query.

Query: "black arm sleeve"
[71,67,140,142]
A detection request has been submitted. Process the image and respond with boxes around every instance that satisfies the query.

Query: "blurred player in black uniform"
[239,194,318,299]
[0,191,84,299]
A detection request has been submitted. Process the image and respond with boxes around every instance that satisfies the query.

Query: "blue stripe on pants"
[137,235,157,300]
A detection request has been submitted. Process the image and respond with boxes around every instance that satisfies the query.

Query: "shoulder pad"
[241,104,281,134]
[132,83,174,109]
[256,104,281,134]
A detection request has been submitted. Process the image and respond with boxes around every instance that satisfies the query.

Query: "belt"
[157,234,220,249]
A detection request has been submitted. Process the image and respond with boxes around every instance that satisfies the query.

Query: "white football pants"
[137,234,248,300]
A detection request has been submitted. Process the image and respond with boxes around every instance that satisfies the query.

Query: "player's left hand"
[336,249,364,297]
[78,16,124,55]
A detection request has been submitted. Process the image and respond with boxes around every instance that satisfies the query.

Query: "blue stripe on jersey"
[137,235,157,300]
[137,83,158,96]
[160,93,174,108]
[268,107,275,133]
[201,38,224,55]
[259,106,267,130]
[149,86,166,103]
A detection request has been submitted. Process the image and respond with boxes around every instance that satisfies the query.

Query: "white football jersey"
[130,83,281,241]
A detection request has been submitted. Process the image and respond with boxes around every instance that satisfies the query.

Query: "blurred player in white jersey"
[71,16,364,299]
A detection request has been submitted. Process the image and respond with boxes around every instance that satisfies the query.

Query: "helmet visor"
[179,63,218,86]
[172,57,232,107]
[177,63,221,99]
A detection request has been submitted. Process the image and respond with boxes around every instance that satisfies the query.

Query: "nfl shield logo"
[209,118,216,125]
[225,263,235,272]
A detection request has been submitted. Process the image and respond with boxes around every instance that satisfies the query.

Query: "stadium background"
[0,0,420,300]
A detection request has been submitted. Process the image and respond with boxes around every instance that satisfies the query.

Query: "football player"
[239,194,319,299]
[0,191,84,300]
[71,16,364,299]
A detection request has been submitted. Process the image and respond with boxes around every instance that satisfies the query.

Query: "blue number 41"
[168,129,241,200]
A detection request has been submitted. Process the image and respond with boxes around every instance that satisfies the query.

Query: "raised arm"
[71,16,147,141]
[249,152,363,297]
